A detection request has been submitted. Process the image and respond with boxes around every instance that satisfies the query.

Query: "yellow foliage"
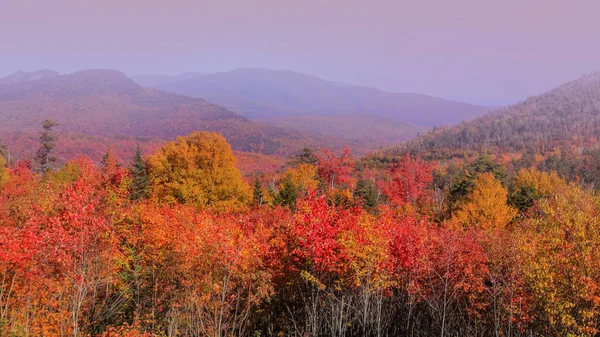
[339,215,392,290]
[327,188,354,207]
[519,184,600,335]
[513,168,566,197]
[452,172,516,230]
[0,154,9,187]
[284,163,319,191]
[147,132,251,211]
[46,160,82,185]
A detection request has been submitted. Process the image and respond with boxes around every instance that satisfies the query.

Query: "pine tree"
[354,179,380,213]
[101,148,118,173]
[35,119,59,172]
[289,147,318,166]
[0,139,7,160]
[253,178,265,206]
[130,144,150,200]
[275,175,298,209]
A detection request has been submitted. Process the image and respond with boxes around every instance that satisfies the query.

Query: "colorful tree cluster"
[1,131,600,336]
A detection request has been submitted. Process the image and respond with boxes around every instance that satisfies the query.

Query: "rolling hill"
[392,72,600,159]
[0,69,347,161]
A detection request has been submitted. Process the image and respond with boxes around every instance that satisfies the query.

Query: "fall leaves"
[452,173,516,230]
[2,132,600,336]
[147,132,251,211]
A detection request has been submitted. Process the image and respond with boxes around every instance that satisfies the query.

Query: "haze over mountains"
[129,68,490,146]
[0,67,493,164]
[0,69,59,85]
[0,69,343,160]
[141,68,490,125]
[131,72,208,88]
[6,67,600,166]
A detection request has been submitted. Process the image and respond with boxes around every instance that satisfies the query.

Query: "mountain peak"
[66,69,138,85]
[0,69,60,85]
[55,69,143,96]
[0,69,144,100]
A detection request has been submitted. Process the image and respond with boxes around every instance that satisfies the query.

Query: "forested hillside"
[400,72,600,158]
[361,72,600,190]
[5,0,599,336]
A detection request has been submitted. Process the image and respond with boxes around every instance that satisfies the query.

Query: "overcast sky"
[1,0,599,105]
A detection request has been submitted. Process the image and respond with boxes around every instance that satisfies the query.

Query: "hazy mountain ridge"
[0,69,346,156]
[130,72,208,87]
[140,68,490,125]
[395,72,600,158]
[0,69,60,86]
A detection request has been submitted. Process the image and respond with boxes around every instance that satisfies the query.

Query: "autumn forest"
[3,85,600,337]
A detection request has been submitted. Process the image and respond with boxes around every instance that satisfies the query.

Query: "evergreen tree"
[130,144,150,200]
[253,178,265,206]
[354,179,380,213]
[0,139,7,160]
[289,147,318,166]
[448,154,508,213]
[509,184,539,214]
[35,119,59,172]
[466,154,507,182]
[275,175,298,209]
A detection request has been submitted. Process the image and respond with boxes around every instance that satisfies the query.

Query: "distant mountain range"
[141,68,489,126]
[0,69,343,160]
[0,68,494,164]
[132,68,490,143]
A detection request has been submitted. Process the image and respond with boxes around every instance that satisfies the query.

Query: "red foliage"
[316,148,355,190]
[381,154,433,207]
[291,191,360,273]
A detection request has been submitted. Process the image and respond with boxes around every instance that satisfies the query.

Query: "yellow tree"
[452,172,516,230]
[0,154,9,187]
[286,163,319,191]
[512,168,566,197]
[340,213,393,336]
[519,184,600,335]
[147,132,251,211]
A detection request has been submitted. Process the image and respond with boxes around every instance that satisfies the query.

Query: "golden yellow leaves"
[452,173,517,230]
[0,154,9,187]
[147,132,251,212]
[513,168,566,197]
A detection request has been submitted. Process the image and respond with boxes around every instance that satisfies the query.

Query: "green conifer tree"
[354,179,380,213]
[275,175,298,209]
[253,178,265,206]
[35,119,59,172]
[130,144,150,200]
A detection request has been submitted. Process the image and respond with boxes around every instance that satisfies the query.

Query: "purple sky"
[1,0,599,105]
